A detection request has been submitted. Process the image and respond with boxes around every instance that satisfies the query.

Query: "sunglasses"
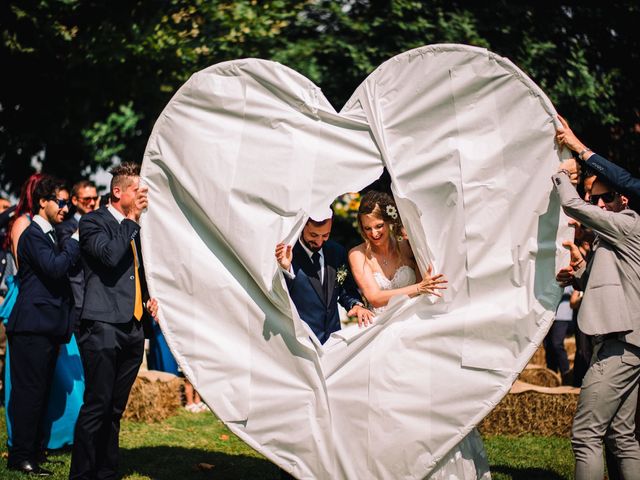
[589,191,619,205]
[78,196,99,202]
[48,197,70,208]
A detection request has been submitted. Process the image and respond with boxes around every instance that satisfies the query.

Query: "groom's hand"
[348,304,374,328]
[275,242,292,271]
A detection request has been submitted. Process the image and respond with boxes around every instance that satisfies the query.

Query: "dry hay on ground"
[518,365,561,388]
[479,381,578,437]
[529,345,546,367]
[565,336,576,359]
[124,370,182,422]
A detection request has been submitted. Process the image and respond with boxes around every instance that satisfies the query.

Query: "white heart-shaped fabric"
[140,44,570,479]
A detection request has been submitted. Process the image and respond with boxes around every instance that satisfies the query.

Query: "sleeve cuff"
[280,266,295,279]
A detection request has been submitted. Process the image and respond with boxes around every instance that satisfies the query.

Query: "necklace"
[371,245,393,267]
[373,251,390,266]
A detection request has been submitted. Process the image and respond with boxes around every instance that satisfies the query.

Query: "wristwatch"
[578,148,592,161]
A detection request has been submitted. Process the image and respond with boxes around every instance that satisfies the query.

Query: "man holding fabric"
[275,217,372,344]
[554,168,640,479]
[69,163,158,480]
[557,114,640,204]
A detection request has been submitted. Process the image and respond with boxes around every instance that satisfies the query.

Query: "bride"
[348,190,446,319]
[348,190,491,479]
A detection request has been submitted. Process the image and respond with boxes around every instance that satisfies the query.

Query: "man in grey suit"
[554,168,640,480]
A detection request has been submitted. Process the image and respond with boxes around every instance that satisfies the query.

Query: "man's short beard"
[302,237,321,252]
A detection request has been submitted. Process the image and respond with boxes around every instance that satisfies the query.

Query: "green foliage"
[1,1,639,192]
[82,103,143,167]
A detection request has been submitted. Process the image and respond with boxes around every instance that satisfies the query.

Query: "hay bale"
[565,336,576,359]
[528,345,546,367]
[479,381,579,437]
[124,370,182,422]
[518,366,561,387]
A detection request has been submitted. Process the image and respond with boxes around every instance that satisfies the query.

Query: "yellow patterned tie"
[131,240,143,321]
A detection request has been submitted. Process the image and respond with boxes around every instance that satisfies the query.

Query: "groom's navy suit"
[285,240,362,344]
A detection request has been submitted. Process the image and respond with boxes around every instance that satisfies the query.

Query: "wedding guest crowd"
[0,113,639,479]
[0,164,161,478]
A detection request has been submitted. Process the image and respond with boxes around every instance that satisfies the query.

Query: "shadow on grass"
[491,464,567,479]
[120,446,282,480]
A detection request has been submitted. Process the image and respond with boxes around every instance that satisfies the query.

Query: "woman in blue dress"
[1,173,85,450]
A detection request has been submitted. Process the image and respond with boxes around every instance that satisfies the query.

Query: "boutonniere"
[336,265,348,285]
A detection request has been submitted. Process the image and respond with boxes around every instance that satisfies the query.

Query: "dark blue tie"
[311,251,322,283]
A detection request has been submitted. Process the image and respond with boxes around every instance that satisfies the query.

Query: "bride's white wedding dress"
[372,265,492,480]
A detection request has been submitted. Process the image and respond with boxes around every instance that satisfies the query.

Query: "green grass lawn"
[0,407,574,479]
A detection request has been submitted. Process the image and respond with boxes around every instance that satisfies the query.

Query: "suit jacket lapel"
[32,221,59,253]
[293,241,326,305]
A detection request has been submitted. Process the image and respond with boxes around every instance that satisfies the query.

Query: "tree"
[0,0,307,192]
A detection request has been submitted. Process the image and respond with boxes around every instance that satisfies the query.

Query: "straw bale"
[479,381,578,437]
[124,370,182,422]
[518,366,561,388]
[528,345,546,367]
[565,336,576,359]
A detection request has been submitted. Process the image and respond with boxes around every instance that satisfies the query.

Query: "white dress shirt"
[281,239,325,283]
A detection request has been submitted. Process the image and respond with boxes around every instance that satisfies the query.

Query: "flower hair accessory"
[385,204,398,220]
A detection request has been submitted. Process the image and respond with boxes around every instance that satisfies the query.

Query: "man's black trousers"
[69,319,144,480]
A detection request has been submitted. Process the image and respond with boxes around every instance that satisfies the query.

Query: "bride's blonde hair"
[357,190,403,254]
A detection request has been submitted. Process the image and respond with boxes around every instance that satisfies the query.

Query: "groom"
[275,217,372,344]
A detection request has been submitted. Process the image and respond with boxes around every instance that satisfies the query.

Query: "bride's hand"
[416,265,448,297]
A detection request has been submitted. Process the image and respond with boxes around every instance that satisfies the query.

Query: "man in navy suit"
[55,180,99,330]
[69,162,158,480]
[6,175,80,476]
[275,217,372,344]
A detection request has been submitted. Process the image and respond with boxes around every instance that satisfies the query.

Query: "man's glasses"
[78,196,98,203]
[48,197,70,208]
[589,191,619,205]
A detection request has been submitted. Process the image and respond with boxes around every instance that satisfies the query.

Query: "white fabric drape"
[140,44,572,479]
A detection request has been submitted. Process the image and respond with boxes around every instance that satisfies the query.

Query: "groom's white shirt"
[280,237,325,283]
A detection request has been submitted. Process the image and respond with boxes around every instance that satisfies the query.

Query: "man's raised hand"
[275,242,293,271]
